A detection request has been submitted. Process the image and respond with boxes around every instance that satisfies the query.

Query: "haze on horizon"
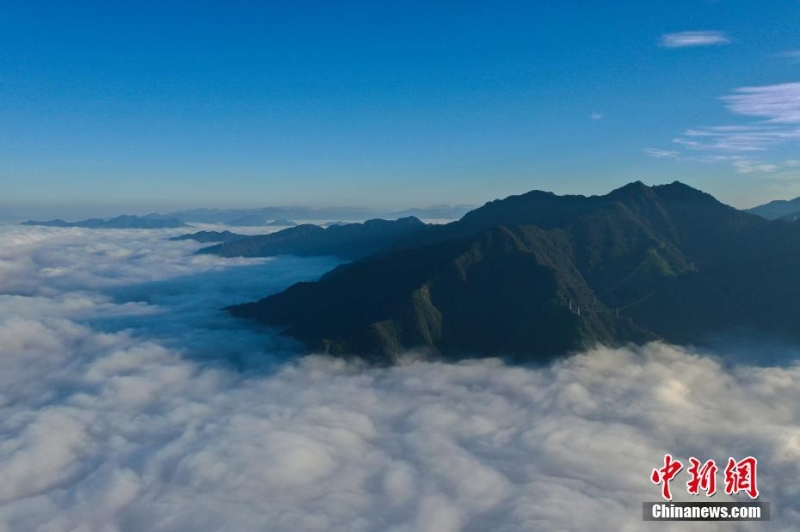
[3,0,800,214]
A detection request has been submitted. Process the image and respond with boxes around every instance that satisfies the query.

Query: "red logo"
[651,455,758,500]
[687,458,718,496]
[724,456,759,499]
[651,454,683,501]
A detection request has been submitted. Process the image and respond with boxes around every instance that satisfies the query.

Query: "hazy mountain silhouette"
[389,204,475,219]
[198,217,427,260]
[229,181,800,363]
[169,230,246,243]
[748,196,800,220]
[22,215,188,229]
[222,215,297,227]
[226,214,269,227]
[149,204,474,224]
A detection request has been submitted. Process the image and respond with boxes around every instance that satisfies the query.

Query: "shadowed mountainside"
[229,181,800,363]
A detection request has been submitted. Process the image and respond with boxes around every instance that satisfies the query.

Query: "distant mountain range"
[227,181,800,364]
[266,219,298,227]
[198,217,427,260]
[223,215,298,227]
[17,203,472,230]
[747,196,800,220]
[169,230,246,243]
[21,215,188,229]
[225,214,273,227]
[150,204,474,224]
[391,205,477,219]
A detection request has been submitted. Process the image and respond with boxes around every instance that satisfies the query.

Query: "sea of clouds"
[1,224,799,531]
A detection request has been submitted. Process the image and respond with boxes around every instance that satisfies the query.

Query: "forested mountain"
[229,182,800,363]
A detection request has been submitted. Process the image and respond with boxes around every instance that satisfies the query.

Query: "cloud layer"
[1,225,800,531]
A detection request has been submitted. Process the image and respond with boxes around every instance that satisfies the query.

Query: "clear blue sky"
[2,0,799,214]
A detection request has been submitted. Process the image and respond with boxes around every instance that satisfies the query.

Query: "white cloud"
[660,31,731,48]
[591,112,604,120]
[722,82,800,124]
[1,226,800,531]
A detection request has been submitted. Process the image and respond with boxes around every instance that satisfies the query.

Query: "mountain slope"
[230,225,655,362]
[229,181,800,363]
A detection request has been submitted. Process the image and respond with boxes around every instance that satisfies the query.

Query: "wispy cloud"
[591,112,604,120]
[733,159,780,174]
[644,148,680,159]
[722,82,800,124]
[648,82,800,177]
[676,125,800,152]
[660,31,730,48]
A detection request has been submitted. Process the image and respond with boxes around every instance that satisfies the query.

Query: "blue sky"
[2,0,799,214]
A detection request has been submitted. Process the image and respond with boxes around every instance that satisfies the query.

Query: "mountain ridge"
[228,181,800,363]
[747,196,800,220]
[198,217,428,260]
[21,215,189,229]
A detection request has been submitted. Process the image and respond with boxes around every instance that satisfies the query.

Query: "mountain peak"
[652,181,721,205]
[604,181,657,201]
[227,179,800,363]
